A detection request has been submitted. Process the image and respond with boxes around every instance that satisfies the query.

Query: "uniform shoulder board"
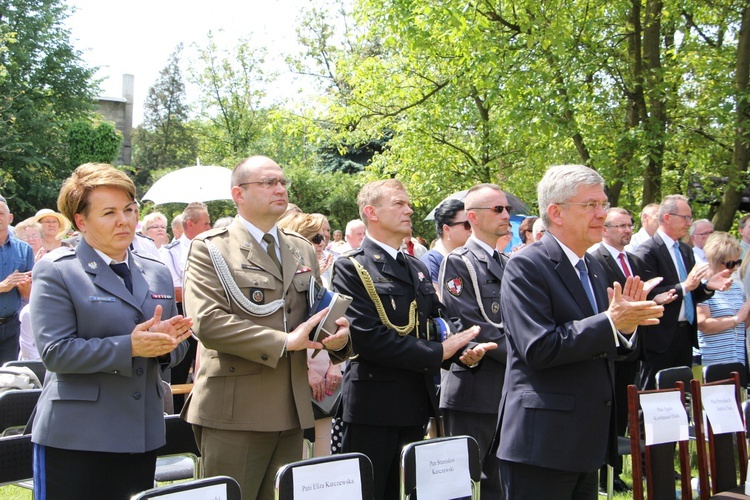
[345,246,365,258]
[163,239,180,249]
[195,226,228,241]
[132,251,163,265]
[49,246,76,261]
[136,232,155,242]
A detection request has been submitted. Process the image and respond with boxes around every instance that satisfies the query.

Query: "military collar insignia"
[373,254,382,261]
[88,261,98,270]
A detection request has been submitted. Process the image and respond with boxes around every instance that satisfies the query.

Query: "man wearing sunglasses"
[438,183,511,498]
[635,194,733,391]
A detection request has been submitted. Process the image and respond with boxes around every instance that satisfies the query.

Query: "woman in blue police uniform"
[30,163,193,500]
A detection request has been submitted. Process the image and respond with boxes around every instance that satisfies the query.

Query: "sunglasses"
[468,205,514,215]
[447,220,471,230]
[724,259,742,269]
[311,234,325,245]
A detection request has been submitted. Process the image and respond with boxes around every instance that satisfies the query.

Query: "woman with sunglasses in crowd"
[697,232,750,367]
[421,199,472,290]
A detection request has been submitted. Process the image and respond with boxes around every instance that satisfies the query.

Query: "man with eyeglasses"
[438,183,510,498]
[690,219,714,264]
[182,156,351,499]
[635,194,733,390]
[496,165,663,499]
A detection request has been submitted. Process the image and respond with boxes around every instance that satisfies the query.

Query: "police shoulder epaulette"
[49,247,76,261]
[132,251,163,265]
[136,232,155,242]
[163,239,180,249]
[278,227,308,243]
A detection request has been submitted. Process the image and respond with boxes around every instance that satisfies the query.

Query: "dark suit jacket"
[332,237,455,427]
[496,235,621,473]
[439,239,506,414]
[634,232,713,353]
[30,239,187,453]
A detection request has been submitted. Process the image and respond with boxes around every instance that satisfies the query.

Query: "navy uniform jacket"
[30,238,187,453]
[332,237,454,427]
[439,239,507,414]
[497,236,621,472]
[635,232,713,353]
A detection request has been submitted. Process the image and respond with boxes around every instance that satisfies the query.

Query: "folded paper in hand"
[308,277,353,357]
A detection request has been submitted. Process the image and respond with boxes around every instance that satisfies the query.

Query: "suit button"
[605,400,612,406]
[287,307,292,314]
[261,354,269,361]
[134,317,140,323]
[136,368,144,376]
[229,367,235,372]
[133,392,142,400]
[368,373,373,379]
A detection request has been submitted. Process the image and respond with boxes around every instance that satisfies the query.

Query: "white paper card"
[155,483,226,500]
[701,385,744,434]
[291,458,362,500]
[640,391,689,445]
[414,439,472,500]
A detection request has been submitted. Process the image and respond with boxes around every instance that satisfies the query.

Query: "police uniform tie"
[110,262,133,294]
[492,250,502,266]
[617,252,631,278]
[262,233,282,271]
[575,259,597,312]
[673,241,695,324]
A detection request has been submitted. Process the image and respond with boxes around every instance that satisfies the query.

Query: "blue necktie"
[575,259,597,312]
[110,262,133,294]
[673,241,695,324]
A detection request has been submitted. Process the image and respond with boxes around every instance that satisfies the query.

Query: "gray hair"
[658,194,689,222]
[537,165,605,226]
[689,218,712,236]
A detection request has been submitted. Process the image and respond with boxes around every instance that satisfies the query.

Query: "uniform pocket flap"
[521,391,575,411]
[235,269,276,290]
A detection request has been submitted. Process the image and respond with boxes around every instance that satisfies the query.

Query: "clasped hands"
[131,304,194,358]
[0,269,31,293]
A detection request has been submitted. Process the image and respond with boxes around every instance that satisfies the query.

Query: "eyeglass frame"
[604,223,634,230]
[446,220,471,230]
[693,230,714,237]
[237,177,290,189]
[145,225,167,231]
[467,205,514,215]
[556,201,611,212]
[668,213,693,223]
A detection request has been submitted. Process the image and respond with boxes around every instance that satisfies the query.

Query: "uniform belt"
[0,313,18,324]
[676,321,691,328]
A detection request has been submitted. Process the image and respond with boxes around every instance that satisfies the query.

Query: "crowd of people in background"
[3,159,750,499]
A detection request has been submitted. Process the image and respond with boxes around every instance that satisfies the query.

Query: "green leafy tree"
[0,0,97,217]
[67,119,122,168]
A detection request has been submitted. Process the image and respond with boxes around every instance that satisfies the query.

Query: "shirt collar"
[93,248,129,268]
[548,232,585,269]
[366,236,400,260]
[656,229,677,248]
[468,235,496,257]
[238,215,279,246]
[601,241,625,260]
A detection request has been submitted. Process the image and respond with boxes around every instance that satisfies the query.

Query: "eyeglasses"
[724,259,742,269]
[311,234,324,245]
[468,205,514,215]
[668,213,693,223]
[694,230,714,237]
[604,223,634,230]
[40,219,59,225]
[146,225,166,230]
[447,220,471,230]
[238,177,290,189]
[557,201,611,212]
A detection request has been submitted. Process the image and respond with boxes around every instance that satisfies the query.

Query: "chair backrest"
[0,389,41,436]
[274,452,374,500]
[3,360,46,386]
[0,433,33,486]
[691,371,749,498]
[400,435,481,500]
[628,383,692,500]
[132,475,241,499]
[704,362,748,388]
[656,366,694,394]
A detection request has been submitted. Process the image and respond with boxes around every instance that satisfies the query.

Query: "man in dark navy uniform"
[332,179,495,500]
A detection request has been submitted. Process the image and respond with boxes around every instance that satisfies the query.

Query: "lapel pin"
[88,261,98,270]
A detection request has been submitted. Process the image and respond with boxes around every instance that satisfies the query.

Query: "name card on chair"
[292,457,362,500]
[640,391,690,445]
[415,438,471,500]
[701,385,744,434]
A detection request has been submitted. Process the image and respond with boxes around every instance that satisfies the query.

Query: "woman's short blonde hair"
[703,231,741,269]
[277,212,326,243]
[14,218,43,237]
[58,163,136,230]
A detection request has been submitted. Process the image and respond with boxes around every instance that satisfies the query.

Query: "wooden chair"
[628,382,692,499]
[274,452,374,500]
[691,371,748,499]
[400,435,481,500]
[133,475,240,499]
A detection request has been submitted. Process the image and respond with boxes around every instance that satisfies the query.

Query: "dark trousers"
[443,408,502,498]
[599,359,638,482]
[170,335,197,412]
[342,423,424,500]
[499,459,599,500]
[0,314,20,363]
[33,444,156,500]
[638,323,694,390]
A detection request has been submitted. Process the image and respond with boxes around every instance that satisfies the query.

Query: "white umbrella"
[142,165,233,205]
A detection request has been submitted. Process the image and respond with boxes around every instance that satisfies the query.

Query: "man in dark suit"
[439,183,509,497]
[496,165,664,499]
[332,179,495,500]
[635,194,732,390]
